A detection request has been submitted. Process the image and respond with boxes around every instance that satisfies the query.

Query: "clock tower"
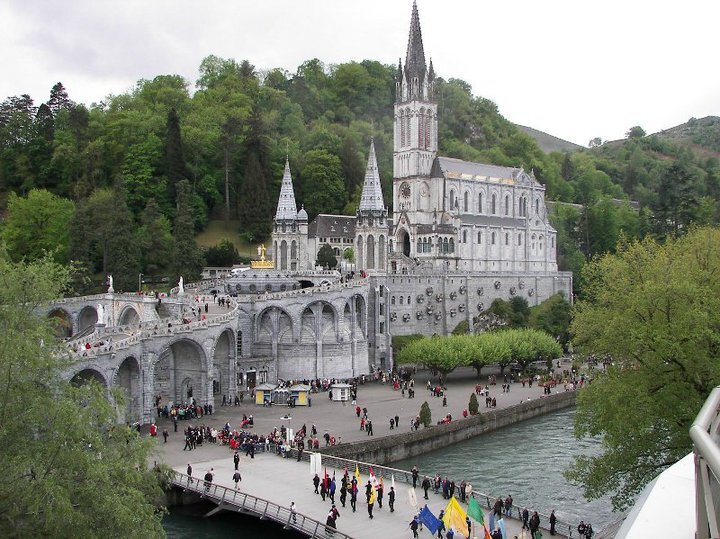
[392,1,441,263]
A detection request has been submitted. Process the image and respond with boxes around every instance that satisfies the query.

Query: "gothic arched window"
[463,191,469,212]
[425,111,432,149]
[505,195,510,216]
[478,192,483,213]
[477,232,482,244]
[400,110,406,147]
[491,194,497,215]
[449,190,455,210]
[462,230,467,243]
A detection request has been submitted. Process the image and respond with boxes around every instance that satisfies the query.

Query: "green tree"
[0,253,166,536]
[172,179,204,283]
[104,183,141,292]
[237,108,272,241]
[468,393,479,415]
[300,149,346,219]
[164,107,190,205]
[419,401,432,427]
[205,239,239,267]
[138,198,172,277]
[316,243,338,269]
[626,126,646,138]
[2,189,74,263]
[566,228,720,510]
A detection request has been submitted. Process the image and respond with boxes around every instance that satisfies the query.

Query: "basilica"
[269,2,572,369]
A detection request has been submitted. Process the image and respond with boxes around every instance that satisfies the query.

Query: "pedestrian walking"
[313,473,320,494]
[410,517,419,538]
[411,466,419,488]
[233,451,240,470]
[162,429,168,443]
[232,470,241,489]
[186,463,192,478]
[290,501,297,523]
[422,476,431,499]
[389,486,395,512]
[549,509,557,535]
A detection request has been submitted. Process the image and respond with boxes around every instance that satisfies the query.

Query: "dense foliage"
[0,252,166,536]
[566,227,720,510]
[1,59,719,294]
[396,329,562,377]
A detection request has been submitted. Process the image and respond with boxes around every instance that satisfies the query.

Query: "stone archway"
[153,339,207,406]
[118,306,140,326]
[48,308,73,338]
[70,368,107,388]
[115,356,141,422]
[77,306,98,334]
[398,228,411,257]
[213,330,235,399]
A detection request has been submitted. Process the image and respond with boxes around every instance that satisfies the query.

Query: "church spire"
[358,139,385,212]
[274,157,298,221]
[404,0,427,94]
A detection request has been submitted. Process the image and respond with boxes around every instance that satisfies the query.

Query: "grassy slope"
[195,219,256,257]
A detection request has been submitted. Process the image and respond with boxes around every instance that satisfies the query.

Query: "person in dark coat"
[389,486,396,512]
[522,507,529,530]
[233,451,240,470]
[549,509,557,535]
[313,473,320,494]
[422,476,431,499]
[529,511,541,536]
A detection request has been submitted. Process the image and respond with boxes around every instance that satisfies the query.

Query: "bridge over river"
[168,450,570,539]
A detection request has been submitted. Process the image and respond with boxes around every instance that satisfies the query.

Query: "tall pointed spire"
[404,0,427,88]
[359,139,385,212]
[274,158,298,220]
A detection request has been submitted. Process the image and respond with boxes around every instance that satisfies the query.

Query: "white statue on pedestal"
[178,276,184,294]
[107,275,114,293]
[97,304,105,325]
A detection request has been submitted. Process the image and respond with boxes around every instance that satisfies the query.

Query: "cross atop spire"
[359,139,385,212]
[404,0,427,89]
[274,158,298,221]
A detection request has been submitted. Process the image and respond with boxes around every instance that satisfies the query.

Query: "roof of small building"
[308,214,356,239]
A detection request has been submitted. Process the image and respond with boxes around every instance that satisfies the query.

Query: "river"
[393,407,616,532]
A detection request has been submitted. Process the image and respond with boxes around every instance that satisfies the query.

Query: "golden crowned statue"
[251,244,274,269]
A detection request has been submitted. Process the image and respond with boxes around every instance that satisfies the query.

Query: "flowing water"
[393,407,616,532]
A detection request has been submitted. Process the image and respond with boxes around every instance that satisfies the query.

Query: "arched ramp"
[48,308,73,338]
[70,368,107,388]
[154,339,207,406]
[114,356,142,422]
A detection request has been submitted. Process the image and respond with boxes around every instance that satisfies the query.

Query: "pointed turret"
[404,0,427,97]
[274,158,298,221]
[359,139,385,212]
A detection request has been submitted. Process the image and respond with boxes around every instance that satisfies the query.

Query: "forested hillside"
[0,55,718,294]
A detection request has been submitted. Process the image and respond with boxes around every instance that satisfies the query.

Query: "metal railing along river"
[171,472,350,539]
[294,450,574,538]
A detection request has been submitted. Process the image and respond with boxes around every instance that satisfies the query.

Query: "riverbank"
[319,390,576,464]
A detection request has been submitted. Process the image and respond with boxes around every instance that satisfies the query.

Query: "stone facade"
[52,3,572,424]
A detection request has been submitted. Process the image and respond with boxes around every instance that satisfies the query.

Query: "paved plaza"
[151,363,576,538]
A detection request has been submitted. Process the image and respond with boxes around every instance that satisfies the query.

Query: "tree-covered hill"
[0,56,718,295]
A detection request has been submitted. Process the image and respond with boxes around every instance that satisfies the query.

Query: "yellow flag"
[354,464,361,486]
[442,497,469,538]
[369,484,377,505]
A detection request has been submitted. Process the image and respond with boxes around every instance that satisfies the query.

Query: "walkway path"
[170,452,567,539]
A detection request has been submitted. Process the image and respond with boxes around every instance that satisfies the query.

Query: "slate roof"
[274,158,298,221]
[308,214,356,239]
[432,156,540,187]
[358,140,385,212]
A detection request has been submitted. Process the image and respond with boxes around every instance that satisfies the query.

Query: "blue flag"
[419,505,442,534]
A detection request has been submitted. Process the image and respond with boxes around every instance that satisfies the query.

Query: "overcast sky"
[1,0,718,146]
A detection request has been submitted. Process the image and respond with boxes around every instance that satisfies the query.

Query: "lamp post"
[138,273,143,293]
